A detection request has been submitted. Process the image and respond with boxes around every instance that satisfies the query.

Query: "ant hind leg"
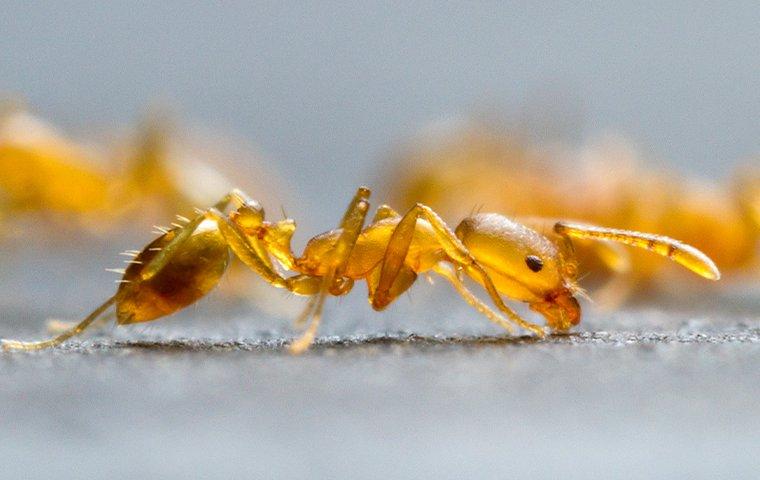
[46,309,115,335]
[2,296,117,351]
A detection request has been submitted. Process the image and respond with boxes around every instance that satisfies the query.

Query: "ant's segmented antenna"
[554,222,721,280]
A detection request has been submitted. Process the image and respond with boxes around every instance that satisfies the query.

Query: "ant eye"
[525,255,544,272]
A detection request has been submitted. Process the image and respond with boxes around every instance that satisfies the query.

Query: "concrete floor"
[1,241,758,479]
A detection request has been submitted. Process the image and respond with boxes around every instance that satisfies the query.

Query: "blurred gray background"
[2,1,759,227]
[1,2,759,479]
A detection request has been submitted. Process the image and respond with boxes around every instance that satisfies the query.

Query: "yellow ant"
[1,187,719,354]
[0,105,269,234]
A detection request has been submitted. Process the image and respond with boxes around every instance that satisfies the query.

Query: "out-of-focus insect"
[384,121,758,304]
[0,106,264,234]
[2,187,719,353]
[0,105,112,222]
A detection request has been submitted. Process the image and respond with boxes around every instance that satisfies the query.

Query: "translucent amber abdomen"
[116,221,229,324]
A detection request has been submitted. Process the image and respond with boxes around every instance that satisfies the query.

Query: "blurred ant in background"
[0,102,282,237]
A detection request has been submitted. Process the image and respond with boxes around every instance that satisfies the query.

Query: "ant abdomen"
[116,221,230,324]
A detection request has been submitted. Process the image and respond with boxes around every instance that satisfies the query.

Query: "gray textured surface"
[1,243,759,479]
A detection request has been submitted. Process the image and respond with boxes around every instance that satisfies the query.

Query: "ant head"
[455,213,582,330]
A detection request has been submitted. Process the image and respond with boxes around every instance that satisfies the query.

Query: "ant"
[0,105,270,234]
[1,187,719,354]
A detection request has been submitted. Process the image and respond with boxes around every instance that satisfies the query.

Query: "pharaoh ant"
[2,187,719,353]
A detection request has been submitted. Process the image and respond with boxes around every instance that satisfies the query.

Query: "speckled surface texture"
[1,242,758,479]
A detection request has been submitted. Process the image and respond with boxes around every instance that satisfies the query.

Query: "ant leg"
[2,296,117,351]
[374,203,544,336]
[140,200,287,289]
[289,187,371,354]
[432,264,515,334]
[554,221,721,280]
[288,282,329,354]
[293,296,318,329]
[464,263,546,336]
[291,276,353,329]
[203,208,289,288]
[365,263,417,310]
[140,215,207,281]
[143,208,287,288]
[330,187,372,276]
[46,309,115,334]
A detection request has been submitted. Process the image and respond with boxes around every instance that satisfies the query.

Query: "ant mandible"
[1,187,720,354]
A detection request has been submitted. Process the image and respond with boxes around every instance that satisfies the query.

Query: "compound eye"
[525,255,544,272]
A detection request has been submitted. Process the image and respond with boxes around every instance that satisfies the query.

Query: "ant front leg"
[431,264,516,334]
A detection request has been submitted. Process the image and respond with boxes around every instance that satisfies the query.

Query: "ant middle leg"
[288,187,371,354]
